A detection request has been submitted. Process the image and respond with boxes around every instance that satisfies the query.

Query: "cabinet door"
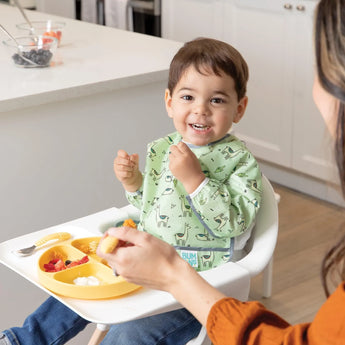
[223,0,294,166]
[161,0,223,42]
[290,1,336,182]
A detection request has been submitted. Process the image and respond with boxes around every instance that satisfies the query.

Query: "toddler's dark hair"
[168,37,249,100]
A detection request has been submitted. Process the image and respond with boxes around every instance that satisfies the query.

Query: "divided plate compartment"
[37,237,140,299]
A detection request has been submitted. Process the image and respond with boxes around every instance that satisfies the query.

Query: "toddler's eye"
[182,95,193,101]
[211,98,224,104]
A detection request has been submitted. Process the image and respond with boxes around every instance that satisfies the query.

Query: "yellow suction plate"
[37,237,140,299]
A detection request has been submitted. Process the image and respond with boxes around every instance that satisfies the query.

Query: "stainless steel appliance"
[129,0,161,37]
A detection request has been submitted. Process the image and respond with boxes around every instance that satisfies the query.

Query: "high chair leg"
[262,257,273,298]
[88,324,110,345]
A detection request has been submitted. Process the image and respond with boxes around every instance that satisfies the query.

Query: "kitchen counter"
[0,5,182,341]
[0,3,182,113]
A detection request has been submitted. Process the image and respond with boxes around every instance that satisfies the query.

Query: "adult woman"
[96,0,345,343]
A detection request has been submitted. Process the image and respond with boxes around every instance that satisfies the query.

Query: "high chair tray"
[0,206,250,325]
[37,236,140,299]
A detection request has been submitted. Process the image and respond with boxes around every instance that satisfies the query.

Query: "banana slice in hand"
[100,235,119,254]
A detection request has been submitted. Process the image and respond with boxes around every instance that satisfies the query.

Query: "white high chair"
[88,175,279,345]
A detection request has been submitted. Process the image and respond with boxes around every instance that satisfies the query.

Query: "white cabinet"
[223,0,293,168]
[162,0,224,42]
[289,2,334,181]
[162,0,335,183]
[225,0,334,182]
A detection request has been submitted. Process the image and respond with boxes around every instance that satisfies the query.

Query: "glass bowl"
[3,35,58,68]
[16,20,65,47]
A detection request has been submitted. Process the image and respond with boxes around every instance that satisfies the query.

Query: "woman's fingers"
[106,226,151,247]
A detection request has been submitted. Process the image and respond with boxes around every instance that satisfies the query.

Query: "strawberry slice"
[77,255,89,264]
[54,259,66,271]
[43,263,56,271]
[44,255,89,272]
[65,255,89,268]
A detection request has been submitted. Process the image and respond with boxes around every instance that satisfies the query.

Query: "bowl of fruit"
[16,20,65,47]
[3,35,58,68]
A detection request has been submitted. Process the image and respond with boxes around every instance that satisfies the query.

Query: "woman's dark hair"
[167,37,249,101]
[315,0,345,296]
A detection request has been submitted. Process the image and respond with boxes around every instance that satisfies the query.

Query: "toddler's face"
[165,65,247,146]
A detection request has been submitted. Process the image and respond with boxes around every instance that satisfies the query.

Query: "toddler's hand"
[169,142,205,194]
[114,150,142,192]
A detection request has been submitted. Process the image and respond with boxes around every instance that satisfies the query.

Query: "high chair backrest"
[236,174,279,277]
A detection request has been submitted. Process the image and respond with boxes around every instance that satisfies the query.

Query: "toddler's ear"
[165,89,173,118]
[234,96,248,123]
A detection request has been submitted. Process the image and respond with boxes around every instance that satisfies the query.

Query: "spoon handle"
[12,0,34,32]
[0,24,19,46]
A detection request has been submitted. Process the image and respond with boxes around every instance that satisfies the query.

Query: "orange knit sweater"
[206,282,345,345]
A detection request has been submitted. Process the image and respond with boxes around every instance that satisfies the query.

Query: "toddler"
[114,37,262,270]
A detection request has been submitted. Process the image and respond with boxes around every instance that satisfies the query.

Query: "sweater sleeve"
[206,298,293,345]
[206,282,345,345]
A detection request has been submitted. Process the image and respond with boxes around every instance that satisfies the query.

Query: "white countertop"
[0,3,183,112]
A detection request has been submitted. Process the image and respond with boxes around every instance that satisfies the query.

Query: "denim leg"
[100,308,201,345]
[2,297,90,345]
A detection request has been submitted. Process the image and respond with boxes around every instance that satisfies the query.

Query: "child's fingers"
[170,142,190,156]
[176,141,190,152]
[169,144,180,156]
[117,149,129,158]
[129,153,139,167]
[115,151,138,169]
[115,157,133,168]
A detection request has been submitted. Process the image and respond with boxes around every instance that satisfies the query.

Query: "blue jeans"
[2,297,201,345]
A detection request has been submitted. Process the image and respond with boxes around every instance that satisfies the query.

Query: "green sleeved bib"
[126,132,262,271]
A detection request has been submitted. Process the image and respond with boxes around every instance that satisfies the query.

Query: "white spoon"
[13,232,72,257]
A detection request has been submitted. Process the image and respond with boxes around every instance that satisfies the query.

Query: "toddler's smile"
[190,123,211,131]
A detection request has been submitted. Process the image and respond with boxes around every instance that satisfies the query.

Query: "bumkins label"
[180,250,198,268]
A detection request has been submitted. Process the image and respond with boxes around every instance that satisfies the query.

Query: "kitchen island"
[0,3,182,342]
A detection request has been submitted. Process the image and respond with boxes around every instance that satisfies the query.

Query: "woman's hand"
[96,226,185,291]
[113,150,142,192]
[169,142,205,194]
[96,227,226,326]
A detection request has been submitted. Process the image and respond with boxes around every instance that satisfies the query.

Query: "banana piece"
[100,235,119,254]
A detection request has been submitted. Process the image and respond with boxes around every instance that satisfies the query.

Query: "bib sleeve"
[189,150,261,238]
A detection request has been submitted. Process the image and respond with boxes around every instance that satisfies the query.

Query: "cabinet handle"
[284,3,293,9]
[296,5,306,11]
